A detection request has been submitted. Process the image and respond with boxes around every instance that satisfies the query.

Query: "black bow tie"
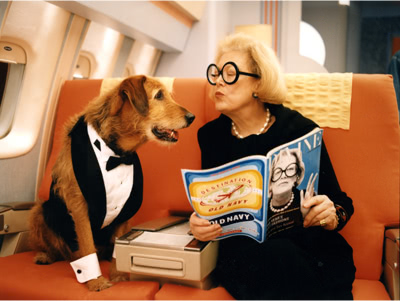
[106,155,135,171]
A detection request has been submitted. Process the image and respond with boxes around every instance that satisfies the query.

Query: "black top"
[199,104,354,220]
[198,104,355,299]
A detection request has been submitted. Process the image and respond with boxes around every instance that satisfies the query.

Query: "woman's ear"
[253,80,261,94]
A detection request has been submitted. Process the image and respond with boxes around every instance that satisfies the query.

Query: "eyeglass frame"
[206,61,260,85]
[271,163,299,183]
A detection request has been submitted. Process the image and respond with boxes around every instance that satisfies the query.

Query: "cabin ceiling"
[48,1,206,53]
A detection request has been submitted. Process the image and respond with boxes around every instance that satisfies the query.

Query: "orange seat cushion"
[352,279,391,300]
[154,279,391,300]
[154,283,234,300]
[0,252,160,300]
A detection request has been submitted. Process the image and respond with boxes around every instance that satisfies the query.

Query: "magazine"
[181,127,323,243]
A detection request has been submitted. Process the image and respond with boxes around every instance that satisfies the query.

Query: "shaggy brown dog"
[29,75,195,291]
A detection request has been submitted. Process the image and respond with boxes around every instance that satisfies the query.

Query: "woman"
[190,33,355,300]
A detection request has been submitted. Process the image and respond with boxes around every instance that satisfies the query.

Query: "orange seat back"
[322,74,400,280]
[38,79,102,201]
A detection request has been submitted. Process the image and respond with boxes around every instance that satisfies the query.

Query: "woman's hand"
[300,173,318,218]
[189,212,222,241]
[302,195,338,231]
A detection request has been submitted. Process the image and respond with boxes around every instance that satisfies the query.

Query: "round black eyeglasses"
[271,163,298,182]
[206,61,260,85]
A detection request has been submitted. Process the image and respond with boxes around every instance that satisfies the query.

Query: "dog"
[29,75,195,291]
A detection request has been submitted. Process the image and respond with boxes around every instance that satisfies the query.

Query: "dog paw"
[110,272,130,283]
[34,252,54,265]
[86,276,113,291]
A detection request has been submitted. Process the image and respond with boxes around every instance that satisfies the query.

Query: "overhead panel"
[49,1,193,53]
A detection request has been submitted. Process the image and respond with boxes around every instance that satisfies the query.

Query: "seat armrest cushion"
[383,228,400,300]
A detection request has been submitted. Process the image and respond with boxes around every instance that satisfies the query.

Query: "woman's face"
[209,51,258,115]
[270,154,298,197]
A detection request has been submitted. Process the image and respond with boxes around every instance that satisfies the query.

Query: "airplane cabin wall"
[0,1,88,205]
[0,1,192,206]
[80,22,124,79]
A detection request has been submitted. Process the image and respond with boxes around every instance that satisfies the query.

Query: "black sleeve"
[318,140,354,230]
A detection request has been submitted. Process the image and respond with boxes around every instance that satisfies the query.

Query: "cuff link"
[70,253,102,283]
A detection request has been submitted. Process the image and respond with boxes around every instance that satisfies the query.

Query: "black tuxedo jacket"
[42,116,143,252]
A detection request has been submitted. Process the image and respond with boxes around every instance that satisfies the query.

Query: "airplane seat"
[0,78,161,300]
[0,74,398,300]
[153,74,400,300]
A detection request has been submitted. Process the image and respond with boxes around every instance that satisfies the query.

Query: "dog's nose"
[185,113,195,125]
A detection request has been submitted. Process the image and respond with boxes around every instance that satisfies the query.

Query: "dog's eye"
[154,90,164,100]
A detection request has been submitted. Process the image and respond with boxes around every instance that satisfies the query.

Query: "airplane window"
[0,42,26,138]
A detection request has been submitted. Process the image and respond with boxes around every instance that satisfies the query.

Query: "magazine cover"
[181,127,323,243]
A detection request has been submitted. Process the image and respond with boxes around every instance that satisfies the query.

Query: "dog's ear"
[119,75,149,116]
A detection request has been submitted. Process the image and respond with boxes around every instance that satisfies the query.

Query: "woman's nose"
[216,73,225,86]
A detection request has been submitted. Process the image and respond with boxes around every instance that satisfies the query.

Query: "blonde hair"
[215,33,287,105]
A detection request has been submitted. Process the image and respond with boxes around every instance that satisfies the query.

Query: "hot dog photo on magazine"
[181,127,323,243]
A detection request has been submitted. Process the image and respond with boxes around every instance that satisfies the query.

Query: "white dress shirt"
[70,123,134,283]
[87,123,134,229]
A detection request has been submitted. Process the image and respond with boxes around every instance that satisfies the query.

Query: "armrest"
[0,201,34,234]
[383,227,400,300]
[0,201,34,256]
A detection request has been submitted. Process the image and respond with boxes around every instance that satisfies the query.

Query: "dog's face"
[110,75,195,150]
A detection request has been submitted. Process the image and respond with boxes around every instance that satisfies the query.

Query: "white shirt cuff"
[70,253,102,283]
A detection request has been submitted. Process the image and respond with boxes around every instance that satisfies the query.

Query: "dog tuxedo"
[42,116,143,282]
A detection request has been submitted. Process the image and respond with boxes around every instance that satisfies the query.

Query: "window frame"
[0,42,26,139]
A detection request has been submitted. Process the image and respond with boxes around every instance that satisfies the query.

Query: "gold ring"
[320,219,327,227]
